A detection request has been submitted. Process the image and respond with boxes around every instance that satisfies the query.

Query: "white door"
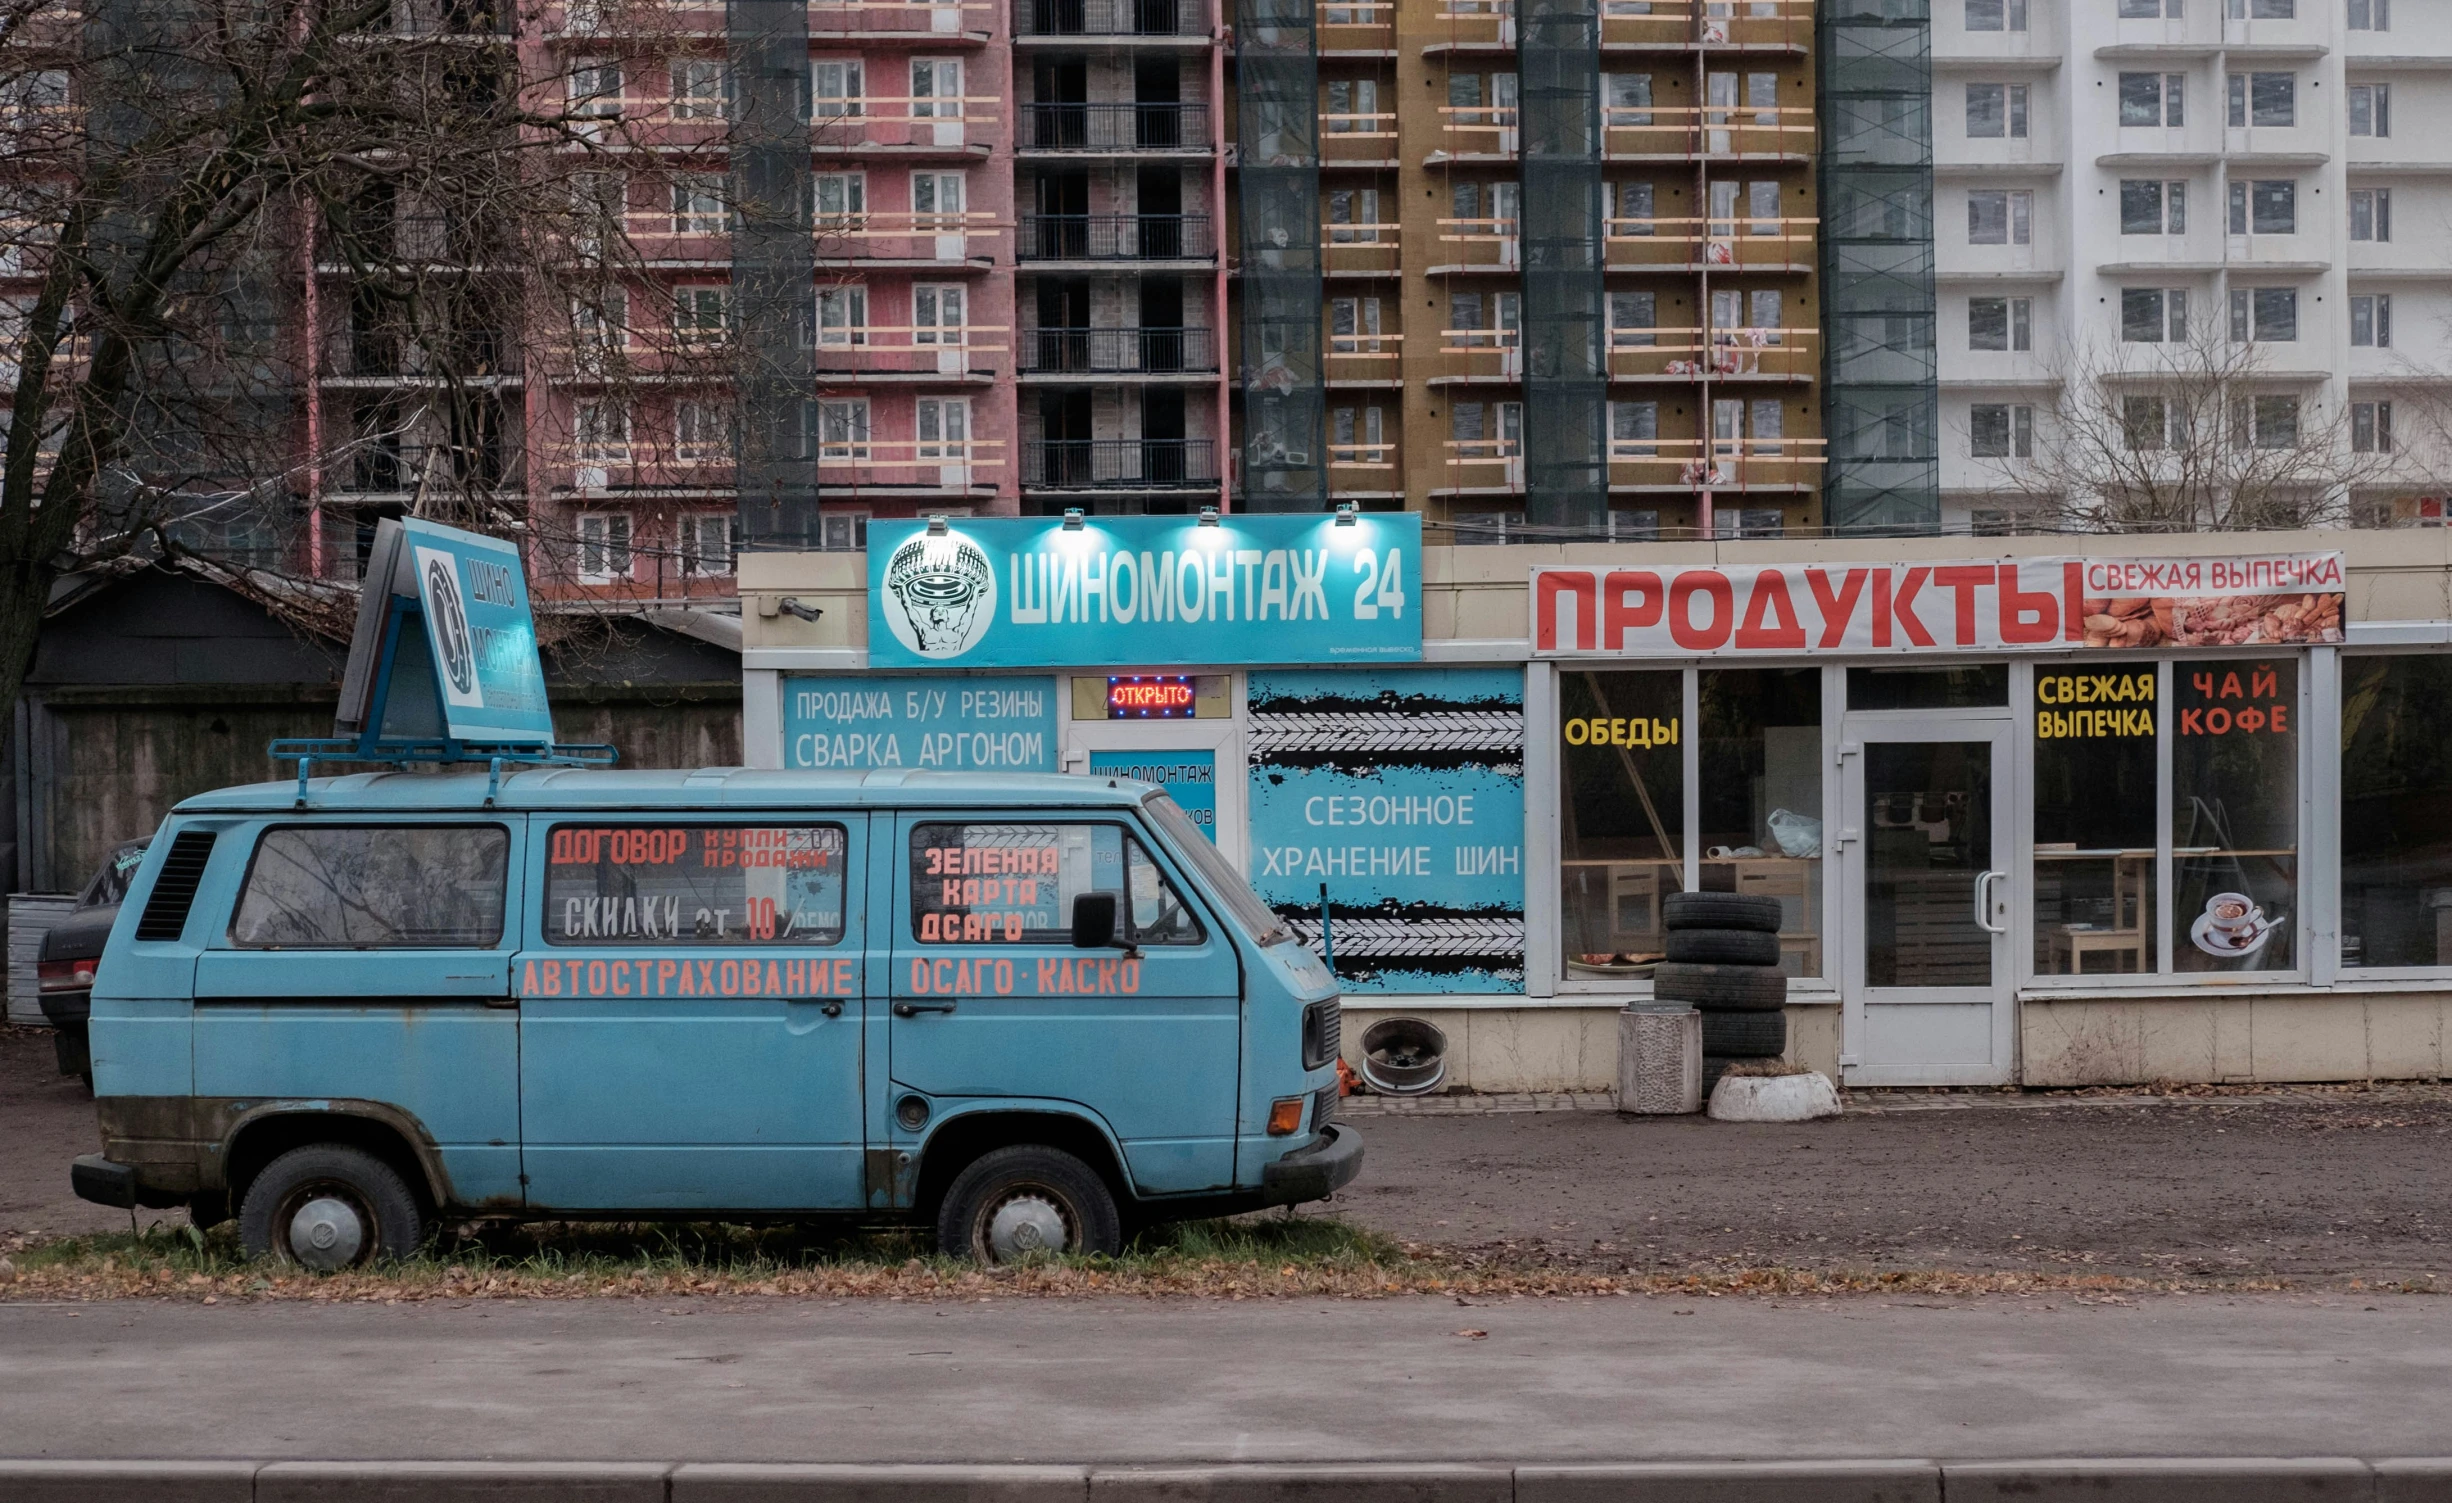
[1840,716,2016,1086]
[1063,700,1246,875]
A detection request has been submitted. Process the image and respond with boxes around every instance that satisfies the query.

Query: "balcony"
[1323,223,1401,276]
[1428,0,1814,51]
[1319,0,1394,50]
[328,441,520,497]
[817,210,1002,264]
[1013,0,1211,38]
[813,97,998,156]
[1018,213,1215,261]
[815,325,1011,378]
[1321,111,1398,165]
[1607,327,1819,381]
[1017,326,1220,375]
[1326,332,1403,383]
[808,0,994,36]
[1443,436,1825,493]
[320,332,523,382]
[1023,438,1219,488]
[1019,101,1211,154]
[1604,215,1819,271]
[1437,105,1813,162]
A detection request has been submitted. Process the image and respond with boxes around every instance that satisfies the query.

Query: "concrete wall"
[1339,1002,1842,1095]
[2025,994,2451,1087]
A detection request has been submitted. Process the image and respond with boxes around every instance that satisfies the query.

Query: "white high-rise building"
[1932,0,2452,530]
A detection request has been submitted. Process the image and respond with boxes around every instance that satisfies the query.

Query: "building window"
[1608,400,1659,458]
[2173,659,2298,973]
[811,59,863,119]
[682,513,736,576]
[2228,287,2298,343]
[1609,180,1655,233]
[916,396,969,461]
[913,284,966,348]
[1967,189,2032,245]
[2352,400,2394,453]
[817,284,868,347]
[1965,0,2028,29]
[2350,82,2390,137]
[2119,0,2183,14]
[2229,179,2295,234]
[1966,82,2028,138]
[672,286,730,346]
[2351,294,2392,349]
[2120,179,2187,234]
[2033,665,2158,975]
[2340,656,2452,969]
[568,57,623,119]
[2228,72,2297,128]
[674,400,726,462]
[1328,188,1382,243]
[670,59,725,120]
[815,172,866,227]
[1329,404,1385,463]
[2350,188,2391,242]
[2122,395,2176,450]
[1609,290,1658,347]
[2348,0,2389,31]
[1970,403,2034,458]
[1603,73,1652,127]
[573,289,628,354]
[1968,296,2031,351]
[1325,77,1380,131]
[2120,287,2188,343]
[2119,72,2186,128]
[576,513,633,581]
[671,174,727,235]
[821,512,870,551]
[2235,394,2301,448]
[816,397,870,459]
[573,401,630,463]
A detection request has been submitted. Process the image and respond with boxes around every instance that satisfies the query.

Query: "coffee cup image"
[2192,892,2279,957]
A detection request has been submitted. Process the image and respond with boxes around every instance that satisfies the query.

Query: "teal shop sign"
[867,514,1424,669]
[399,518,554,744]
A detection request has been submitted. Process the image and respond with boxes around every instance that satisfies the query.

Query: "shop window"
[1560,670,1684,976]
[2033,667,2159,975]
[1846,665,2008,711]
[2173,659,2298,973]
[1699,669,1824,978]
[2341,655,2452,968]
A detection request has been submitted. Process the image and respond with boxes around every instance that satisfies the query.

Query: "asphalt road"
[2,1293,2447,1463]
[12,1027,2452,1279]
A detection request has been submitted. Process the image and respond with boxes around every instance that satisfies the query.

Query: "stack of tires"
[1653,892,1789,1097]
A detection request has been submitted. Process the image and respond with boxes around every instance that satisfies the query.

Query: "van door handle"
[482,997,518,1010]
[893,1002,957,1018]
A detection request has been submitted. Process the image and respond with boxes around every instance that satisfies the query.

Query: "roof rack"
[269,736,620,809]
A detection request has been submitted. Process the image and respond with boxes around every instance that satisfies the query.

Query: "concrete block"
[2250,999,2373,1082]
[2375,1458,2452,1503]
[2135,998,2228,1084]
[1462,1008,1615,1093]
[254,1461,672,1503]
[2362,996,2446,1080]
[674,1465,1090,1503]
[1089,1464,1513,1503]
[1781,1003,1841,1084]
[1519,1461,1939,1503]
[0,1460,255,1503]
[1942,1458,2371,1503]
[2022,999,2149,1087]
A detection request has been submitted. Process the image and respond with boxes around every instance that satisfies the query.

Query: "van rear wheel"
[237,1145,425,1271]
[936,1145,1122,1264]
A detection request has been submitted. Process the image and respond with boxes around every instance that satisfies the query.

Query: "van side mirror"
[1070,892,1118,950]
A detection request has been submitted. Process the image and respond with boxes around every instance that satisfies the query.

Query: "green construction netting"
[1236,0,1327,510]
[1518,0,1607,534]
[731,0,821,547]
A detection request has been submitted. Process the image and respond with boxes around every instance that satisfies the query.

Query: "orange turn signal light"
[1266,1096,1306,1136]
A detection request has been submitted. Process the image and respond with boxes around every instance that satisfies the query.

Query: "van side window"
[544,824,848,945]
[911,823,1202,946]
[230,825,509,948]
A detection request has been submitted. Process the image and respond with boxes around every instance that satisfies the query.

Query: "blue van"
[69,768,1359,1267]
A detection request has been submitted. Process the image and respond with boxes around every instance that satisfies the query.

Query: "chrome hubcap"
[287,1195,366,1271]
[983,1193,1070,1262]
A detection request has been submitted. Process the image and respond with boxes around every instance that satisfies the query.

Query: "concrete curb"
[7,1461,2452,1503]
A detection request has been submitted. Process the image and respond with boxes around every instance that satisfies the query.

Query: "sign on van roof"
[866,514,1426,670]
[335,517,555,747]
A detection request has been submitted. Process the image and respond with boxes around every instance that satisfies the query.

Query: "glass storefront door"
[1840,717,2016,1085]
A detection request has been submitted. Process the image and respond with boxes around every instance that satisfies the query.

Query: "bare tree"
[1963,313,2432,534]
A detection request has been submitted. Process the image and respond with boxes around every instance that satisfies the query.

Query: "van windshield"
[1143,793,1293,946]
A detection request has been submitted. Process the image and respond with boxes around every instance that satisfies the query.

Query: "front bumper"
[72,1154,187,1211]
[1258,1123,1364,1205]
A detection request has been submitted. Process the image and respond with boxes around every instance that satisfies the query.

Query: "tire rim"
[978,1188,1074,1262]
[277,1184,374,1271]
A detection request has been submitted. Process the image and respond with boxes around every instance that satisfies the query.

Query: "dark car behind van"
[36,839,149,1087]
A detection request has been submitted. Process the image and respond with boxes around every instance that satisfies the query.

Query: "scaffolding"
[1817,0,1939,534]
[730,0,821,547]
[1518,0,1607,534]
[1235,0,1328,510]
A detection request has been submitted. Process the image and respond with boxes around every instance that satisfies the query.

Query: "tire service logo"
[882,530,997,660]
[414,545,487,710]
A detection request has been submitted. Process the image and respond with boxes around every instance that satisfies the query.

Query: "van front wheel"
[936,1145,1122,1264]
[237,1145,425,1271]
